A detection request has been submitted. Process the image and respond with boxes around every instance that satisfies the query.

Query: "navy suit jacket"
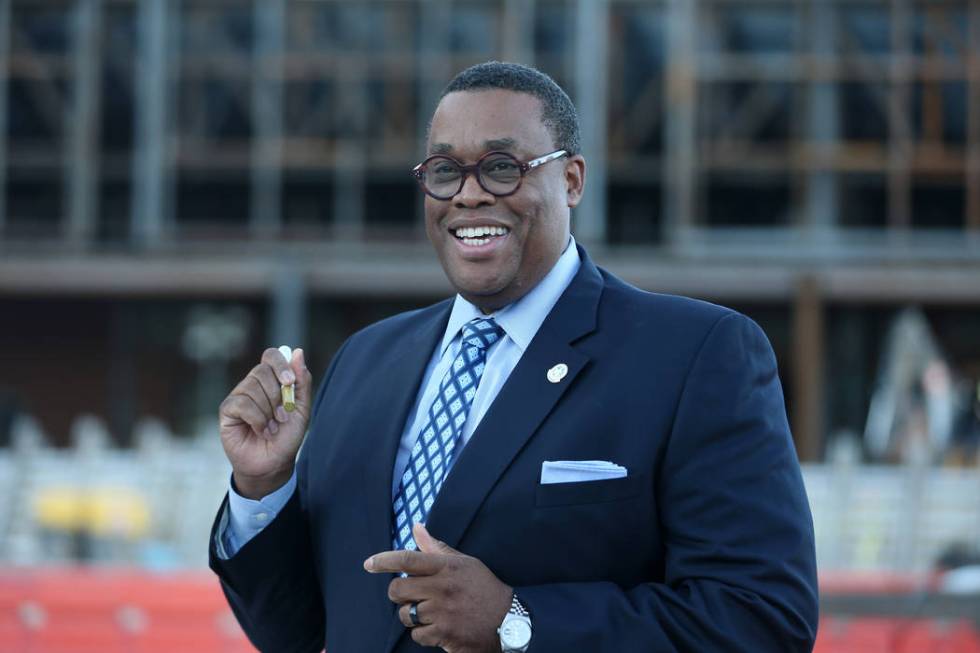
[210,246,819,652]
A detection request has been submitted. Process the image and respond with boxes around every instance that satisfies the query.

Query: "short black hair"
[439,61,581,156]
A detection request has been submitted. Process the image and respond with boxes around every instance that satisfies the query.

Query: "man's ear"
[564,155,586,208]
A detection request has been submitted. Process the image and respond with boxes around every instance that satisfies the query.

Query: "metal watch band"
[510,594,529,618]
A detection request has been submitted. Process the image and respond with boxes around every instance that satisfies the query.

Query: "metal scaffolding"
[2,0,980,457]
[3,0,979,243]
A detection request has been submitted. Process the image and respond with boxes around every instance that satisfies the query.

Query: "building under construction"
[1,0,979,467]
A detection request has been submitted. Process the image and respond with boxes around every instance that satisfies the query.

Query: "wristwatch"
[497,593,532,652]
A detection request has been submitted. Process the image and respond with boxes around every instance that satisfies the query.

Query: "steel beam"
[131,0,169,247]
[250,0,285,238]
[332,5,371,241]
[65,0,102,247]
[967,1,980,230]
[414,0,453,239]
[805,0,839,233]
[792,275,825,462]
[888,0,912,228]
[663,0,698,245]
[574,0,609,244]
[503,0,536,66]
[4,242,980,303]
[270,263,306,354]
[0,0,10,237]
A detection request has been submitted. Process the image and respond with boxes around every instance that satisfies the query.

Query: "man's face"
[424,89,585,313]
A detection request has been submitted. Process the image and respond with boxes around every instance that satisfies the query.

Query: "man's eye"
[487,160,518,172]
[432,164,458,176]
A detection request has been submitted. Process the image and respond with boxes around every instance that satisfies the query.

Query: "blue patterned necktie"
[391,317,505,550]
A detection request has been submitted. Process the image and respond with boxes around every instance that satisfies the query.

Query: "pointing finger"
[364,549,445,576]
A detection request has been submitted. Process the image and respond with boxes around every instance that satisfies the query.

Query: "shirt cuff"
[217,470,297,558]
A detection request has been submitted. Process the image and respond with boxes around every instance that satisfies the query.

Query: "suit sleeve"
[516,312,819,652]
[208,339,351,653]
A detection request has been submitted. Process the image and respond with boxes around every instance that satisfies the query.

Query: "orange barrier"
[5,569,978,653]
[816,616,980,653]
[0,569,256,653]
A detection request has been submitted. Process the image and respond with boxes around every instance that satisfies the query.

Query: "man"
[210,61,818,652]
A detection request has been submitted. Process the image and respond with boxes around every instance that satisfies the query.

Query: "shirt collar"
[441,235,582,355]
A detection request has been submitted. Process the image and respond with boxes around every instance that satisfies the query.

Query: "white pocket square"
[540,460,628,484]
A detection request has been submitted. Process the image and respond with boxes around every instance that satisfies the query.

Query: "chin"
[456,281,505,300]
[451,277,509,306]
[446,263,502,291]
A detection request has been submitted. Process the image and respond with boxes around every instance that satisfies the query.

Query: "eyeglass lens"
[423,154,522,198]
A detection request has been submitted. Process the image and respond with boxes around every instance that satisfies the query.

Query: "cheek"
[515,204,550,251]
[424,203,446,240]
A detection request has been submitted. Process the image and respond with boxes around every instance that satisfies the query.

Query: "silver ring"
[408,601,421,627]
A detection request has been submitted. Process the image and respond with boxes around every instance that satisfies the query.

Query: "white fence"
[1,415,979,572]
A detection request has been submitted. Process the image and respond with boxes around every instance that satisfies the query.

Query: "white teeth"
[453,225,509,238]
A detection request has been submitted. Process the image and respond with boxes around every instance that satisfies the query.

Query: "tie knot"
[461,317,504,351]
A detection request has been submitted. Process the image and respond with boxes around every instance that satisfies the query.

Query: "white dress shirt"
[219,237,581,556]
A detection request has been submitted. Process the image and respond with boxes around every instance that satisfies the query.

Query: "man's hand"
[218,347,313,499]
[364,523,512,653]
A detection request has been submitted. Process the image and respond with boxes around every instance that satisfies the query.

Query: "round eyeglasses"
[412,149,567,200]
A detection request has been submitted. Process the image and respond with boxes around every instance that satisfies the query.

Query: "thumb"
[291,348,313,412]
[414,523,456,555]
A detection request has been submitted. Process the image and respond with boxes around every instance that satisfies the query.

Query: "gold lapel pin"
[547,363,568,384]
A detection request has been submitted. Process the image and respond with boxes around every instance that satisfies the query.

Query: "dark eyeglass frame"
[412,149,568,200]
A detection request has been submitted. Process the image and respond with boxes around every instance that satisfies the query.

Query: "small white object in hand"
[278,345,296,412]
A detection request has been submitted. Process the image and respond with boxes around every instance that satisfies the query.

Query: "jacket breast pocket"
[534,474,644,508]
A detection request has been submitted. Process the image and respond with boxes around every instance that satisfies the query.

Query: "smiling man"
[420,88,580,314]
[210,62,818,653]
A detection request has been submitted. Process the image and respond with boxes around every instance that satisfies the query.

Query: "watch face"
[501,619,532,647]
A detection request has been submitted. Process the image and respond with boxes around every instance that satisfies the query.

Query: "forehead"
[428,89,554,156]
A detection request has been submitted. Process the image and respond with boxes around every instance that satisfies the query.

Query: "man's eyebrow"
[485,138,516,151]
[427,138,518,156]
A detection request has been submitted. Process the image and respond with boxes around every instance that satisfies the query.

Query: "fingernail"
[268,420,279,435]
[283,370,296,384]
[275,406,288,422]
[363,557,374,571]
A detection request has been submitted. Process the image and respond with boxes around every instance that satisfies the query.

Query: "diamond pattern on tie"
[391,317,504,551]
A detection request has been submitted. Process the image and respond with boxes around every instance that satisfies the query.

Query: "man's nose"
[453,171,495,207]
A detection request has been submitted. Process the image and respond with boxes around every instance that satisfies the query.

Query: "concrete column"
[413,0,453,238]
[332,5,372,242]
[270,264,307,352]
[967,2,980,231]
[0,0,10,237]
[503,0,536,67]
[574,0,609,244]
[65,0,102,246]
[663,0,698,246]
[131,0,170,246]
[888,0,912,228]
[792,275,825,462]
[805,1,839,235]
[250,0,285,238]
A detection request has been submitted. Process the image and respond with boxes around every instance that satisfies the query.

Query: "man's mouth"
[450,225,510,247]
